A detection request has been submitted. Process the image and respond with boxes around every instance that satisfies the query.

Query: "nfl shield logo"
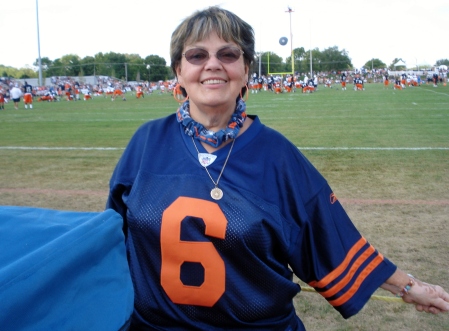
[198,153,217,167]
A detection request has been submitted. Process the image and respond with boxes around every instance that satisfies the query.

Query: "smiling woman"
[169,6,255,137]
[105,6,449,331]
[174,31,250,137]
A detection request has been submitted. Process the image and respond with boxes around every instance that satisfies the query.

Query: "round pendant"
[211,187,223,200]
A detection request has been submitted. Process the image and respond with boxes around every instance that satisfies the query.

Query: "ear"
[243,64,250,84]
[175,65,184,86]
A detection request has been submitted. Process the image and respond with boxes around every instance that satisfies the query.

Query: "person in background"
[401,72,407,88]
[0,89,5,110]
[341,71,347,90]
[394,77,403,90]
[383,72,389,89]
[106,6,449,331]
[23,81,33,109]
[10,83,23,110]
[433,70,439,87]
[353,73,364,90]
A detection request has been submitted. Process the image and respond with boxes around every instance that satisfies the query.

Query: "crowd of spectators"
[248,67,447,94]
[1,68,446,108]
[0,76,181,106]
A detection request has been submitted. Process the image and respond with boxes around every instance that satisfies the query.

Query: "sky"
[1,0,448,71]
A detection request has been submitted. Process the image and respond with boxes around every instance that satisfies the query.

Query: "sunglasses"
[182,47,244,65]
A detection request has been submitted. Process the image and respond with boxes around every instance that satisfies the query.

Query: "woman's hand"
[382,269,449,314]
[402,279,449,314]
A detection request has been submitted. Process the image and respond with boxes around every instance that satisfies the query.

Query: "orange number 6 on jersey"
[160,196,227,307]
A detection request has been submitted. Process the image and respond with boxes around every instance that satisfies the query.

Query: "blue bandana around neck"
[176,98,247,148]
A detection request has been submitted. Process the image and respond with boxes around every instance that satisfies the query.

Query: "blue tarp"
[0,206,133,331]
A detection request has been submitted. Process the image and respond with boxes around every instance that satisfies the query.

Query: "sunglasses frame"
[182,47,244,65]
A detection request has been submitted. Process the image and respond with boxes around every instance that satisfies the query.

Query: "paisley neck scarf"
[176,98,247,147]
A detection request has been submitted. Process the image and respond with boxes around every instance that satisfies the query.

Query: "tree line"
[0,47,353,81]
[2,47,448,81]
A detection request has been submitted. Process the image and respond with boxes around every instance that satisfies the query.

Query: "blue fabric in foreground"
[0,206,133,331]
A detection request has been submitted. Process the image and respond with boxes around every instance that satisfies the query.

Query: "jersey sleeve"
[288,182,397,319]
[254,131,397,319]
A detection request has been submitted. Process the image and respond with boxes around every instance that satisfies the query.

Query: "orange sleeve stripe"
[309,237,367,288]
[319,245,376,298]
[328,254,384,307]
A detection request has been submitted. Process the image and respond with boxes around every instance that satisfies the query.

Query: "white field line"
[2,188,448,205]
[2,146,449,151]
[418,86,449,96]
[0,146,124,151]
[298,147,449,151]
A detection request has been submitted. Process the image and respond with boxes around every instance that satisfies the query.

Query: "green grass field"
[1,83,448,330]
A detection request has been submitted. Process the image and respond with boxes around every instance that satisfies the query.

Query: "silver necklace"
[192,136,235,200]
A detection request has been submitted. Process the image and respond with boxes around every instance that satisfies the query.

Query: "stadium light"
[146,64,151,82]
[309,19,313,78]
[268,8,294,76]
[36,0,43,86]
[286,7,294,74]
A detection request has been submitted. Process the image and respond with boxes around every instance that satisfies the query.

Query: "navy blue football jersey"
[107,114,396,330]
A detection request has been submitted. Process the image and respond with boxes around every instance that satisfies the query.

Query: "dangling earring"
[173,83,188,103]
[174,93,188,104]
[239,84,249,102]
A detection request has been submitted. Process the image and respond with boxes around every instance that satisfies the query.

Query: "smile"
[202,79,227,85]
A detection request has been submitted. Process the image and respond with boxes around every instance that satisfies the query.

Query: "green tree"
[263,52,284,74]
[60,54,81,76]
[302,48,322,73]
[33,57,53,71]
[19,67,37,79]
[79,56,96,76]
[125,53,145,82]
[0,65,37,79]
[93,53,108,76]
[144,55,168,82]
[102,52,127,79]
[47,58,65,76]
[435,59,449,66]
[364,58,386,70]
[293,47,306,73]
[319,46,352,71]
[0,65,18,78]
[284,47,305,74]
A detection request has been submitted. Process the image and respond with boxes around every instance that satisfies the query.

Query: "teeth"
[203,79,225,84]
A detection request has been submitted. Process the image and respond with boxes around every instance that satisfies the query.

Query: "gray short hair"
[170,6,255,78]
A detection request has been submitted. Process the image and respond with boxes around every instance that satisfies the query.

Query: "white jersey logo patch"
[198,153,217,167]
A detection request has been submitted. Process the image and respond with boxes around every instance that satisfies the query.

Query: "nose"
[204,53,223,68]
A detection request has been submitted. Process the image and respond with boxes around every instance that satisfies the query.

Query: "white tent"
[394,60,407,67]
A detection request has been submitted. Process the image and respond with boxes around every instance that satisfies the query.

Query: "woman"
[107,6,449,330]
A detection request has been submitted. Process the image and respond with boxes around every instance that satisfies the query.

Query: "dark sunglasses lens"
[184,49,209,64]
[217,48,241,63]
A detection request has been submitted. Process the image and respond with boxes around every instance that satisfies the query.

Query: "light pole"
[125,63,128,82]
[309,19,313,79]
[286,7,294,74]
[146,64,151,82]
[257,52,262,78]
[36,0,43,86]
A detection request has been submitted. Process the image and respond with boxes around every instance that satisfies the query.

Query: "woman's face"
[176,32,248,112]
